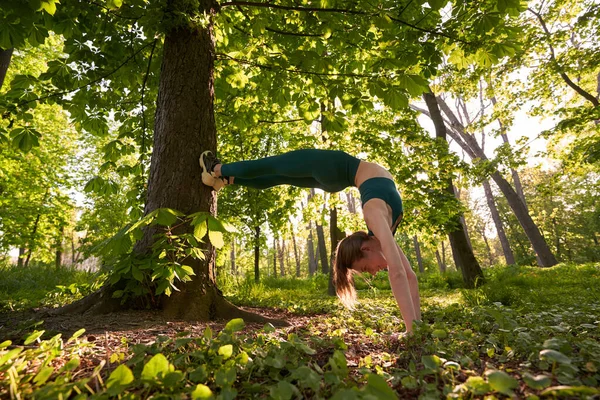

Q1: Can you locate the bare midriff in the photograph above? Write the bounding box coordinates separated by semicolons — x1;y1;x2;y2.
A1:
354;161;394;188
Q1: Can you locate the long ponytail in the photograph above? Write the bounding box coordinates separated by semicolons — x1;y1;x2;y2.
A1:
333;231;369;309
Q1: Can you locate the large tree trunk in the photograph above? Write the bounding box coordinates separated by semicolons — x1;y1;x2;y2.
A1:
328;205;345;296
316;221;328;274
346;191;357;214
424;91;484;288
254;226;260;282
55;226;64;269
57;2;283;325
413;235;425;273
483;179;515;265
0;47;13;90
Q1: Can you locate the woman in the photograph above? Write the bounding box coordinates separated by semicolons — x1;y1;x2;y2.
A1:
200;149;421;334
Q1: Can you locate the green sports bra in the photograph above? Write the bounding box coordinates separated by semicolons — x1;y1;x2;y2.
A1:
358;177;404;235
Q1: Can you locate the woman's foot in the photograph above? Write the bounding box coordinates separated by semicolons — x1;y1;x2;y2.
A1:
199;151;226;191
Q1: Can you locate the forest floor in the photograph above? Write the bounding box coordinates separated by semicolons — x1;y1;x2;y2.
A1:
1;263;599;399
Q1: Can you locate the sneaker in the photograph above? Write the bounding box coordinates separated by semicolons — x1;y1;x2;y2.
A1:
199;151;226;191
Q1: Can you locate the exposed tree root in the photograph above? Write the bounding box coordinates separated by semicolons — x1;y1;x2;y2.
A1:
44;284;289;327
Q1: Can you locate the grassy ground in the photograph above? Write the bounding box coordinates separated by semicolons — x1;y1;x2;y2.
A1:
1;262;599;399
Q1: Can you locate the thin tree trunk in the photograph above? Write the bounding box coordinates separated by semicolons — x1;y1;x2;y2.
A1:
346;191;357;214
413;235;425;273
483;179;515;265
254;226;260;282
273;236;278;277
454;185;473;250
435;248;446;273
307;222;317;276
24;213;43;268
424;91;484;288
316;221;328;274
441;240;446;267
55;226;64;269
0;47;13;90
290;222;301;277
433;96;558;267
278;239;285;277
478;223;494;266
17;247;25;267
230;238;236;275
491;96;528;210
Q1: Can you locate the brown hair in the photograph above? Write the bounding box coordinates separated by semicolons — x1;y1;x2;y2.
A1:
333;231;370;309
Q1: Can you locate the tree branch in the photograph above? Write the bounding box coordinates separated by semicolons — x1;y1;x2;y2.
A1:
217;53;382;79
527;8;599;107
257;118;304;124
220;1;367;14
265;26;323;37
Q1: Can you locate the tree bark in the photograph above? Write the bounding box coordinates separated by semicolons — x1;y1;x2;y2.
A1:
424;91;484;288
0;47;13;90
254;225;260;282
413;235;425;273
483;179;515;265
316;221;328;274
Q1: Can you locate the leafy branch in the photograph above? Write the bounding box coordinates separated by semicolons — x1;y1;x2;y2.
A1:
14;41;157;110
527;7;599;107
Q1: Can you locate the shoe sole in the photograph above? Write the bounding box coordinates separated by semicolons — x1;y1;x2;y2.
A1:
199;150;212;174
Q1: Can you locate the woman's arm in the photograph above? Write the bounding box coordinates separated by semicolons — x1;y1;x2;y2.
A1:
364;202;417;333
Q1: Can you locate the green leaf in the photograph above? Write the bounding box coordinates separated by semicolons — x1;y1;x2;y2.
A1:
191;384;214;399
270;381;296;400
69;328;86;341
34;366;54;385
428;0;447;10
523;372;551;390
39;0;58;15
107;0;123;9
154;208;180;226
486;370;518;395
431;329;447;339
422;355;443;370
11;127;41;152
0;347;23;366
163;371;184;388
0;340;11;349
24;330;45;345
208;230;224;249
194;221;208;241
383;88;408;110
464;376;490;395
106;364;134;395
540;349;571;364
400;375;418;389
541;386;600;397
224;318;245;333
63;356;80;371
218;344;233;359
363;373;398;399
215;366;236;386
141;353;170;381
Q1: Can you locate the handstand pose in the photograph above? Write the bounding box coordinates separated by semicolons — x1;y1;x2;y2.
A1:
200;149;421;334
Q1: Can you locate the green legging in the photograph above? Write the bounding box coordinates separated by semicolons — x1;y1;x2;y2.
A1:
221;149;361;193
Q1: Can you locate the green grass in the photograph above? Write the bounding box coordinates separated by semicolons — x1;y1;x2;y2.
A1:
0;262;100;312
1;262;599;399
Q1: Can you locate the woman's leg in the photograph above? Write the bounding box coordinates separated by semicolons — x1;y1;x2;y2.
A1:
215;149;358;192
